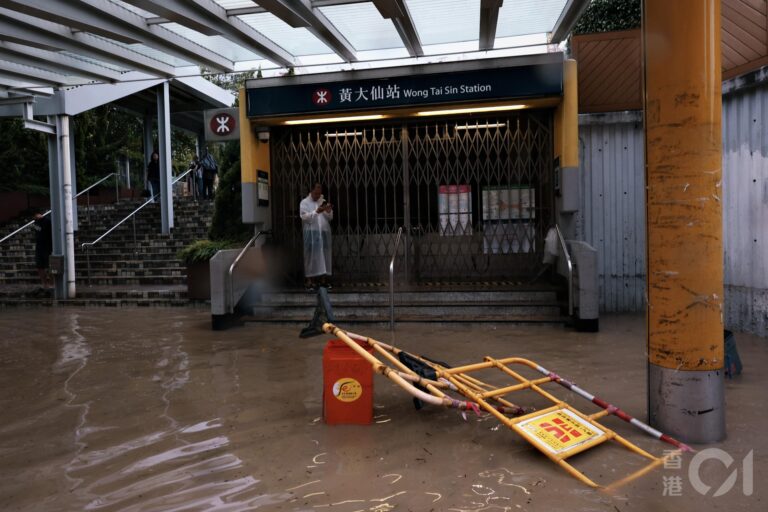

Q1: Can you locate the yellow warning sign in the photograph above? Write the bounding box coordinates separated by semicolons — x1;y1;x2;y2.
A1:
332;378;363;402
518;408;604;455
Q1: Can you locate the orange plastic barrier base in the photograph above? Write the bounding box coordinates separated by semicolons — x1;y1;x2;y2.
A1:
323;339;374;425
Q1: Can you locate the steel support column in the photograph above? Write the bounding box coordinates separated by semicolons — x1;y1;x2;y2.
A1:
69;117;78;233
644;0;725;443
46;115;76;299
143;114;154;190
47;116;65;299
157;82;173;234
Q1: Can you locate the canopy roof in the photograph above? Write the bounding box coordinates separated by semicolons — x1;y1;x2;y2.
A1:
0;0;589;98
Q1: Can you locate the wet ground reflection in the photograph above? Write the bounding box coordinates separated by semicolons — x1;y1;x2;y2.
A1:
0;309;765;511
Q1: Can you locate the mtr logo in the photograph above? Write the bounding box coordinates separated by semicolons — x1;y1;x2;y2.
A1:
537;416;583;444
313;88;332;106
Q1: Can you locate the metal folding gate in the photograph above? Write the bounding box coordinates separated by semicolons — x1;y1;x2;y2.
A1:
271;111;554;286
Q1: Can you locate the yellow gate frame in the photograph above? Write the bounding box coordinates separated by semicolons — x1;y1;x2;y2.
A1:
322;323;691;489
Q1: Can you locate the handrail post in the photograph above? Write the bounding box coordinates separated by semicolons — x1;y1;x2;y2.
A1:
389;227;403;331
2;171;121;246
555;225;574;317
115;173;119;203
85;246;91;287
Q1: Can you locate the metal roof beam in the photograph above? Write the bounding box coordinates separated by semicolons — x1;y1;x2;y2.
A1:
0;9;176;77
0;83;53;98
0;41;122;83
0;59;69;86
479;0;502;51
0;0;235;72
372;0;423;57
257;0;358;62
121;0;296;68
549;0;591;43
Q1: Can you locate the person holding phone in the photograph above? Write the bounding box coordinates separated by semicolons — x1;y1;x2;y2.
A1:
299;183;334;290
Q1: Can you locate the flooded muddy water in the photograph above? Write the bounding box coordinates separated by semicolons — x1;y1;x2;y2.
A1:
0;309;764;511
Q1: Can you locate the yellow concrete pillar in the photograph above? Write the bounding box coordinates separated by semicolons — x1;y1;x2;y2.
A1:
644;0;725;442
239;88;271;227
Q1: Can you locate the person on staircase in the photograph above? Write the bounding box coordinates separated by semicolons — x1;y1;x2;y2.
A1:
200;148;218;200
189;155;203;200
299;183;333;291
146;151;160;202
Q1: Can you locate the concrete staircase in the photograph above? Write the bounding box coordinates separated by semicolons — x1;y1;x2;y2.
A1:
247;285;568;324
0;197;213;307
2;200;568;324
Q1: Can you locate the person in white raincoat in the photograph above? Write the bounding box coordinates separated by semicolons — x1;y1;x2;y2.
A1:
299;183;333;289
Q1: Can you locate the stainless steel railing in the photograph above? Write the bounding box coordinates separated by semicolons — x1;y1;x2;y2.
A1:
555;224;574;317
389;226;404;331
0;171;121;245
80;168;193;284
228;230;271;314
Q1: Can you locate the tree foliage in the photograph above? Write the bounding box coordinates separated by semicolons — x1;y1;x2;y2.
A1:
0;103;197;196
207;139;251;243
573;0;641;35
0;118;48;194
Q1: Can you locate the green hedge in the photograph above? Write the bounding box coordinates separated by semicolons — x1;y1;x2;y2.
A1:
573;0;641;35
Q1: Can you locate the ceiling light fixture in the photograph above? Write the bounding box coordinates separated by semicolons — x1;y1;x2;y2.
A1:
417;104;527;116
325;131;364;137
285;114;386;125
455;122;508;130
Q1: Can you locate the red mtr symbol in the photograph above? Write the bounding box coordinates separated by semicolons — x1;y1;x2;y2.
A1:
210;112;236;135
539;417;582;443
313;88;332;106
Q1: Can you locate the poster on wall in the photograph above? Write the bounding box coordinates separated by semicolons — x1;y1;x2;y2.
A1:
438;184;472;235
257;170;269;207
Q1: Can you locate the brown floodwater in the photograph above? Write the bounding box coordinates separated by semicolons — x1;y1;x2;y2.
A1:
0;309;764;511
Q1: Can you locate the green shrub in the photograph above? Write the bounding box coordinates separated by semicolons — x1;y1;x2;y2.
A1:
177;239;235;264
208;140;252;243
573;0;640;35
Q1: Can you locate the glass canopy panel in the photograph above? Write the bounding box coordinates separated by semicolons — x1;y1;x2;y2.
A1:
319;3;404;51
405;0;480;45
126;43;194;67
111;0;155;18
162;23;262;62
237;12;332;56
59;52;128;73
495;33;550;50
213;0;257;9
496;0;568;38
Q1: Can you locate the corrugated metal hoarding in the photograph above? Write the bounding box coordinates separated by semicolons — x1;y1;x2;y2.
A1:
722;85;768;336
578;83;768;336
578;112;646;313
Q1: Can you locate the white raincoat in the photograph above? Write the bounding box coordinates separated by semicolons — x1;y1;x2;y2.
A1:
299;194;333;277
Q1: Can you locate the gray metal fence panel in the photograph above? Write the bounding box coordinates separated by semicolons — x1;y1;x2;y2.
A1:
722;85;768;336
579;113;646;313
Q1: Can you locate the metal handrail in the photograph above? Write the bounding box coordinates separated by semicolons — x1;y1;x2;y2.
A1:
228;230;271;314
555;224;574;317
0;171;120;245
81;168;193;284
389;226;404;331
